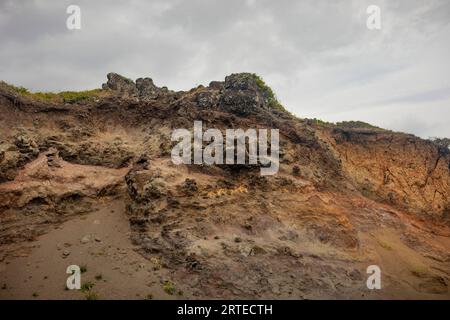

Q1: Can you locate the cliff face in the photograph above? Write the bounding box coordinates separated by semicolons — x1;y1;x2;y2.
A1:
327;127;450;221
0;73;449;299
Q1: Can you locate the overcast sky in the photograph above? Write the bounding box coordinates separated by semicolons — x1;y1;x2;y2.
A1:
1;0;449;138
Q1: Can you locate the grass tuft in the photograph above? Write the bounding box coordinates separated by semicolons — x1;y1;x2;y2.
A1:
80;281;94;293
162;280;176;295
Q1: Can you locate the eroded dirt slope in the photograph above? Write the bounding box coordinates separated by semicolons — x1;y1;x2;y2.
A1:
0;73;449;299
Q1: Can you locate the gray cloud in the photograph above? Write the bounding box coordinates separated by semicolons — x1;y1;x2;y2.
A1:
0;0;449;138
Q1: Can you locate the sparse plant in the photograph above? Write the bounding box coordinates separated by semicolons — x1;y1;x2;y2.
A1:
145;294;153;300
13;86;30;95
308;118;331;126
59;89;102;104
162;280;176;295
80;281;94;293
85;291;99;300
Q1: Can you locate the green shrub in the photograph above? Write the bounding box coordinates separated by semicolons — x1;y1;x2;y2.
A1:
234;73;286;112
12;86;30;95
309;118;331;126
251;74;286;111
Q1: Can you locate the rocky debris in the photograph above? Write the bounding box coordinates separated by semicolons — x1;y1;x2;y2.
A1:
126;170;168;203
0;147;21;182
15;135;39;157
0;149;129;249
180;178;198;196
0;135;41;182
45;148;61;168
143;178;167;199
136;77;159;100
196;91;219;108
133;155;150;170
411;270;448;294
45;139;134;169
306;222;359;249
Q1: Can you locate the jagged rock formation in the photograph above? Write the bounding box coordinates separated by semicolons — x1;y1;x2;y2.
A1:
0;74;449;299
101;72;169;101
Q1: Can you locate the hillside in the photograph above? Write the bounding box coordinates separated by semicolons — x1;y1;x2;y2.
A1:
0;73;449;299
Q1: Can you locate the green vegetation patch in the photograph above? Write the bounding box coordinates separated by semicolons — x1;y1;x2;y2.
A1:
251;74;286;112
58;89;102;103
80;281;94;293
4;82;102;104
235;73;287;112
162;280;176;295
309;118;332;126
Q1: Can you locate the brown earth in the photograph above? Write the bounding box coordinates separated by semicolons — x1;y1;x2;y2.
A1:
0;73;449;299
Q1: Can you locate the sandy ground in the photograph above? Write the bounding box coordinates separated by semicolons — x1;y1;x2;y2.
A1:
0;200;174;300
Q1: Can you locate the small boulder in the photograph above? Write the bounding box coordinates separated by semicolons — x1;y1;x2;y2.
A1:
136;77;159;100
80;235;91;244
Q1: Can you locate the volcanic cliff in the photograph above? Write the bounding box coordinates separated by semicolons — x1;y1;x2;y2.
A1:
0;73;449;299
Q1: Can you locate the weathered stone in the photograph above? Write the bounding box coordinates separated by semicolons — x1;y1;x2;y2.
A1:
218;73;265;116
136;77;159;100
102;72;137;95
